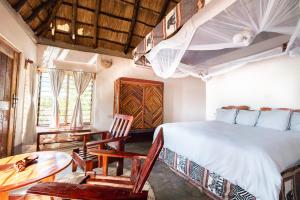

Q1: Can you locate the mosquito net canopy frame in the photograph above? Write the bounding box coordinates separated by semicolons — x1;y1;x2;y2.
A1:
142;0;300;80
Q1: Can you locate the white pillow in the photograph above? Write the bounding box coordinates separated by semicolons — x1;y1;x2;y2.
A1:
216;109;238;124
256;110;291;131
236;110;260;126
290;112;300;131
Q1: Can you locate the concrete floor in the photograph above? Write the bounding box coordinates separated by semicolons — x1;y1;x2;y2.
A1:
124;141;211;200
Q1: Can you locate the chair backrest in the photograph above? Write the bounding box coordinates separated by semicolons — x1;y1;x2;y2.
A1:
109;114;134;138
132;128;164;193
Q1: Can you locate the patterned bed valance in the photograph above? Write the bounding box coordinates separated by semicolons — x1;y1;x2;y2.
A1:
132;0;205;66
160;147;300;200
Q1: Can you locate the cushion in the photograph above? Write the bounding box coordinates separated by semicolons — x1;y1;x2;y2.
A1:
216;109;238;124
236;110;260;126
256;110;291;131
290;112;300;131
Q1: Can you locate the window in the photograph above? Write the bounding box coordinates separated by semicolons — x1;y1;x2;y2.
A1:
37;72;93;126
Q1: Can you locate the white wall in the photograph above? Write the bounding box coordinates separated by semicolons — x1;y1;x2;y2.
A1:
206;55;300;119
0;1;36;60
36;45;206;131
92;55;206;130
164;78;206;122
0;1;37;153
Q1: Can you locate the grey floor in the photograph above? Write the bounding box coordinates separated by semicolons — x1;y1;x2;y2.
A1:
124;141;210;200
17;141;211;200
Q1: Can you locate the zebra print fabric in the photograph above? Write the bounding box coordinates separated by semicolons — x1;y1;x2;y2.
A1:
159;147;256;200
189;161;205;184
165;148;175;167
207;172;225;197
176;155;188;174
229;185;256;200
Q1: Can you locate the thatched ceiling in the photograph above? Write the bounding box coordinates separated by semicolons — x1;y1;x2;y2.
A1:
7;0;181;57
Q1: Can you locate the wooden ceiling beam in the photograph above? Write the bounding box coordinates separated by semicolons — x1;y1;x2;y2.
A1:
124;0;140;54
24;2;44;25
53;30;135;48
55;16;144;39
13;0;27;12
71;0;77;43
137;20;155;28
93;0;101;48
38;37;133;59
119;0;160;15
25;0;55;23
62;2;125;21
157;0;171;24
35;0;63;36
62;2;155;28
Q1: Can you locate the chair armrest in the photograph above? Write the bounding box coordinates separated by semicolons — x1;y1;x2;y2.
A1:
71;131;110;137
88;149;147;159
86;136;130;147
37;131;65;136
37;128;92;136
27;182;148;200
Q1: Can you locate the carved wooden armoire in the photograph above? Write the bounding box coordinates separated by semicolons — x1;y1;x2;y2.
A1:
114;77;164;133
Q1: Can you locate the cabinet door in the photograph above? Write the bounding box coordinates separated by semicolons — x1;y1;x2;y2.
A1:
119;83;144;129
144;84;163;129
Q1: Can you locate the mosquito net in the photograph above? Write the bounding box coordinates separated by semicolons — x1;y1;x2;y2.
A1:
287;19;300;56
145;0;300;80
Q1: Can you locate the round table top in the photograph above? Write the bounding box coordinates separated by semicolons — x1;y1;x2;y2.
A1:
0;151;72;192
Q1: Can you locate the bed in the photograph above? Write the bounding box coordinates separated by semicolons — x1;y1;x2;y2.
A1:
154;107;300;200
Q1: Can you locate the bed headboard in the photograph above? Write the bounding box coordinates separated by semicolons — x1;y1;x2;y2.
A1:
222;106;249;110
220;106;299;111
260;107;300;112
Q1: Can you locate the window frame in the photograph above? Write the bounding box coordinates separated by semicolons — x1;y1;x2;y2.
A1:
36;71;94;127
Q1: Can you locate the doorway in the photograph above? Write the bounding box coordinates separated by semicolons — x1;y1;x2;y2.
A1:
0;38;19;158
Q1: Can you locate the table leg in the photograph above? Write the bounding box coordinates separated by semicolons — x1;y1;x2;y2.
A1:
41;175;55;182
103;155;108;176
0;191;9;200
97;144;104;169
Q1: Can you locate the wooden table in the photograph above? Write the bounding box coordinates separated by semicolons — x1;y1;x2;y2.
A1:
36;127;91;151
0;151;72;200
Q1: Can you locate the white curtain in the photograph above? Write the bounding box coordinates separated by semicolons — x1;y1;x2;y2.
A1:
49;69;65;128
145;0;300;79
70;72;92;128
22;63;37;145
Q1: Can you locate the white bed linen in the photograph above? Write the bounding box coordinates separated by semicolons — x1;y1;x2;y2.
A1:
154;121;300;200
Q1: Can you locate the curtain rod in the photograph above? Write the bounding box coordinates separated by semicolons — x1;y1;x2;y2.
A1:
25;59;33;64
37;67;95;74
37;67;97;79
24;59;34;69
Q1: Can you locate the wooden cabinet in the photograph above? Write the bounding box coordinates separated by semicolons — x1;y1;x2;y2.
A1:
114;77;164;133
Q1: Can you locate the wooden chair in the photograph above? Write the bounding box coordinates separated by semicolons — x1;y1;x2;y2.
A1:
26;128;164;200
72;114;133;175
